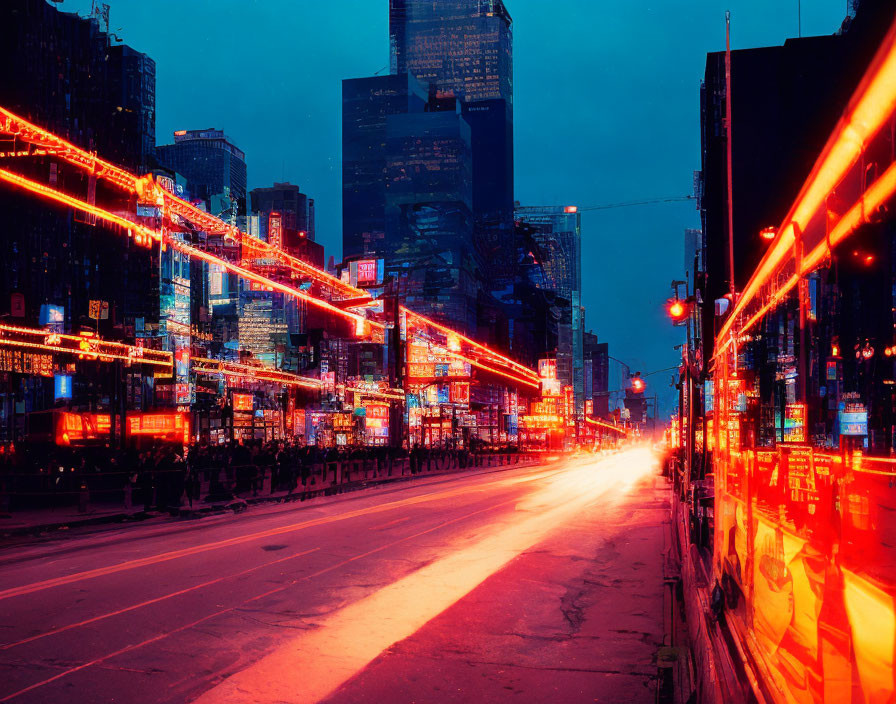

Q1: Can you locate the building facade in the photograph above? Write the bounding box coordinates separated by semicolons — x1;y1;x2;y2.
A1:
515;206;584;423
389;0;515;284
156;128;247;219
385;106;480;333
342;73;428;260
389;0;513;108
250;182;316;243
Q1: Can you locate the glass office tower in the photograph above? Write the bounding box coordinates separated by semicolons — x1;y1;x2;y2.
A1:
515;206;584;423
389;0;513;109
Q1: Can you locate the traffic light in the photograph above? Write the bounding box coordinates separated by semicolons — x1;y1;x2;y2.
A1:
631;373;646;394
666;298;691;325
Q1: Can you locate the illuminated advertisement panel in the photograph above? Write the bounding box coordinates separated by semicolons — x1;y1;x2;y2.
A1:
127;413;190;445
538;359;557;380
232;393;254;412
268;212;282;250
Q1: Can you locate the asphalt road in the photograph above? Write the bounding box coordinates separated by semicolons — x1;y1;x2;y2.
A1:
0;448;669;704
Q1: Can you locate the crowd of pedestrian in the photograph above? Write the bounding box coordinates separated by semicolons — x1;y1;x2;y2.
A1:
0;439;525;514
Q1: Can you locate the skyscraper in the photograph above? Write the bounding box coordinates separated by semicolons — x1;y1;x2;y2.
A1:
156;129;247;218
515;206;584;422
389;0;515;283
389;0;513;108
0;0;158;331
342;73;428;260
385;105;480;333
250;182;316;243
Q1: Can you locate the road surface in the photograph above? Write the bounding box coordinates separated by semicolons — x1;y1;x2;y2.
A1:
0;448;669;704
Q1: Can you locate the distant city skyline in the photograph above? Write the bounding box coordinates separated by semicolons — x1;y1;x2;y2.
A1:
57;0;850;411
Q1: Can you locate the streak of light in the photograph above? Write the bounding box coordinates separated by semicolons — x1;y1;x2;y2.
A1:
0;549;320;652
0;497;526;702
0;467;564;603
403;307;540;381
192;448;659;704
0;106;365;299
0;169;381;330
716;21;896;348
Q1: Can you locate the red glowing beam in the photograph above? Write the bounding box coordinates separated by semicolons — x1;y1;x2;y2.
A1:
402;307;539;381
716;19;896;349
450;352;541;389
0;169;159;247
0;169;383;330
192;357;321;389
0;106;366;300
718;161;896;351
585;416;628;436
0;323;173;368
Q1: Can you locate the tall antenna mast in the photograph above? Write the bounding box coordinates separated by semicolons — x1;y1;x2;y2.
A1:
725;12;735;298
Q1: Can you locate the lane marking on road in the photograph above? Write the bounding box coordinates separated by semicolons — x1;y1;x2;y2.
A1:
0;548;320;651
0;466;560;603
370;516;412;531
192;450;659;704
0;496;525;703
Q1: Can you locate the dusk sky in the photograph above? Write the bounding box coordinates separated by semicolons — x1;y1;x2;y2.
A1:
61;0;850;410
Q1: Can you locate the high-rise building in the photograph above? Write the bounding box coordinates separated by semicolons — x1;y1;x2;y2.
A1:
156;129;247;218
250;182;316;243
515;205;584;421
462;99;515;282
0;0;158;331
342;73;428;260
389;0;513;108
389;0;514;284
583;334;610;420
385;105;480;333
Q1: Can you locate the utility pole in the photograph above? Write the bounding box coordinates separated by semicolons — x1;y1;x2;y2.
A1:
725;11;736;300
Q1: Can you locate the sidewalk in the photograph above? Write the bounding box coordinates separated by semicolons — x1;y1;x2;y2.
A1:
0;453;540;538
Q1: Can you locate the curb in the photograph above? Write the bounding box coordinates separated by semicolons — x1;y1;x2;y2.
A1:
1;459;540;539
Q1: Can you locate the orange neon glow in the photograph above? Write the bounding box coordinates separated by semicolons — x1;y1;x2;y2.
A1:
403;307;539;381
192;357;322;389
0;105;546;389
0;323;172;368
0;169;158;247
0;169;381;331
450;352;540;389
759;226;777;241
717;22;896;349
0;106;367;300
584;416;627;436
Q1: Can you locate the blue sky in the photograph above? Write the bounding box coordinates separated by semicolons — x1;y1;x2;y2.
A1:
61;0;850;411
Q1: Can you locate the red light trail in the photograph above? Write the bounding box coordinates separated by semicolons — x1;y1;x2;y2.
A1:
0;104;542;391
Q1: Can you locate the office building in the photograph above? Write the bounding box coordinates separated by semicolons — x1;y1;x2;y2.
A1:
515;205;584;421
250;182;316;243
389;0;513;108
157;128;247;219
342;73;428;260
385;105;480;333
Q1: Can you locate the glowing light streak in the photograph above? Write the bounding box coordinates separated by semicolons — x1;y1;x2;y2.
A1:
0;170;382;330
192;358;322;389
0;106;367;299
450;352;540;389
0;323;172;368
402;307;539;381
0;169;158;247
719;162;896;351
585;416;628;436
717;23;896;348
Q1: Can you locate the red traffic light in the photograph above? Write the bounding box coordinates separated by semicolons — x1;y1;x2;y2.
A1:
666;298;691;324
631;375;646;393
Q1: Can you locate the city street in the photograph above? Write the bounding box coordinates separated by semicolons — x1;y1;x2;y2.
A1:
0;449;669;704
